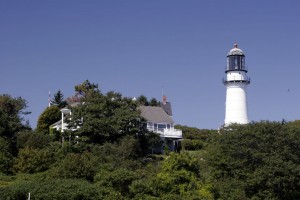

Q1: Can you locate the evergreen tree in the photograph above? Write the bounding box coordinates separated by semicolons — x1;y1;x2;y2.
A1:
149;98;159;106
74;80;100;99
136;95;149;106
53;90;67;108
0;94;31;138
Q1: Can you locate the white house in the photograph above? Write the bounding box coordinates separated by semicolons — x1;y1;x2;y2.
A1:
51;102;81;132
51;108;71;132
139;95;182;152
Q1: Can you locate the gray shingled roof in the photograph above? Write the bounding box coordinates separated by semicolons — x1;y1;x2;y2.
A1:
160;102;172;116
139;106;174;124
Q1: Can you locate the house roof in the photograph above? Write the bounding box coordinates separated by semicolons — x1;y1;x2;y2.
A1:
139;106;174;124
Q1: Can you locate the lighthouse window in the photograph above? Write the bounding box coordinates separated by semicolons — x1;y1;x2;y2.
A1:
242;57;245;69
228;56;245;71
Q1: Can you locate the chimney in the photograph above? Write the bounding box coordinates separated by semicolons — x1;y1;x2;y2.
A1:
162;95;167;105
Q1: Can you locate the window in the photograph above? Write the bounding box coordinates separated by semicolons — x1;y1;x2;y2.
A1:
158;124;166;129
227;55;245;71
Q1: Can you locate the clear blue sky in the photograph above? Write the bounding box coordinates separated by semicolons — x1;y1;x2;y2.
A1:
1;1;300;129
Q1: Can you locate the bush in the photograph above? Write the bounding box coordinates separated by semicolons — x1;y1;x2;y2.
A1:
53;151;98;181
95;168;138;195
16;131;53;150
13;147;56;174
0;177;125;200
181;139;204;150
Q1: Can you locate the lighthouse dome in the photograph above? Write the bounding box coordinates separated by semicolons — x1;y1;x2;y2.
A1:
227;44;244;56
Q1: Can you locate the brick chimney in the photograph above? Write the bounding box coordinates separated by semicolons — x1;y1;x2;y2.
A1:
162;95;167;105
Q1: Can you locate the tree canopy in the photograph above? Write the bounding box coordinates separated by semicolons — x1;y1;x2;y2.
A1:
136;95;159;106
207;121;300;199
36;106;61;133
52;90;67;108
0;94;30;138
66;80;156;150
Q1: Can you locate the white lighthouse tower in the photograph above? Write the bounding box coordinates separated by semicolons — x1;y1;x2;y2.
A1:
224;44;250;125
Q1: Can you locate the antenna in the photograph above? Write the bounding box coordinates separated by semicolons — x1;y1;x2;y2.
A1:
48;91;51;107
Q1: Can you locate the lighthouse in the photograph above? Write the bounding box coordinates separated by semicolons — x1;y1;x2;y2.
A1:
224;44;250;125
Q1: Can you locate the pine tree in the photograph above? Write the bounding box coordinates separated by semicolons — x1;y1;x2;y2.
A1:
53;90;67;108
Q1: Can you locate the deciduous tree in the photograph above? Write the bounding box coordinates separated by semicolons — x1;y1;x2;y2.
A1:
14;147;56;174
69;81;142;144
36;106;61;133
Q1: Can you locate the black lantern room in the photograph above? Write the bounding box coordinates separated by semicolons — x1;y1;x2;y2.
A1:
226;44;247;72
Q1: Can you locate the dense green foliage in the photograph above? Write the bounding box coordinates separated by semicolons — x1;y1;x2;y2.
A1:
66;81;161;156
0;94;31;175
207;121;300;199
14;147;56;174
16;131;53;150
176;125;218;150
68;81;142;144
0;176;124;200
0;94;30;139
36;106;61;133
0;138;13;174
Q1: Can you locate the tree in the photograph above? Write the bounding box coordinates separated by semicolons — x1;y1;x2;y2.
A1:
13;147;56;174
130;152;213;199
175;125;218;141
52;90;67;108
175;125;217;151
69;82;141;144
136;95;149;106
0;94;31;138
16;131;52;150
95;167;138;195
75;79;100;99
66;80;100;104
53;151;98;181
207;121;300;199
136;130;161;155
136;96;160;106
0;137;13;174
154;152;212;199
149;98;159;106
36;106;61;133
